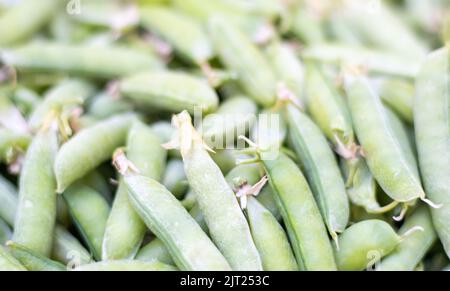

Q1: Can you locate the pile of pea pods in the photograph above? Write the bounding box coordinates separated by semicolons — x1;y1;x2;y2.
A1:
0;0;449;272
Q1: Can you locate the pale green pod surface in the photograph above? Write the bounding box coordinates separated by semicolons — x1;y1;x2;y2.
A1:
52;225;92;266
124;174;231;271
162;159;188;199
74;260;177;271
181;189;197;211
13;128;58;257
0;245;26;271
377;78;415;124
377;206;437;271
0;174;18;226
246;197;298;271
0;128;30;164
120;71;219;114
0;0;60;46
415;47;450;258
151;121;181;159
263;153;337;271
54;113;135;193
346;75;424;202
290;7;326;45
136;239;174;266
210;149;238;175
202;97;257;149
335;220;400;271
7;242;66;271
88;93;134;120
1;42;163;79
208;17;277;107
287;106;350;237
28;79;96;131
0;218;11;245
81;170;113;205
63;185;110;261
140;7;213;64
12;86;41;117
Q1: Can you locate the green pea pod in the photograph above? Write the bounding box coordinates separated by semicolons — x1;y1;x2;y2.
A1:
63;185;110;261
0;245;26;271
0;128;30;164
11;86;41;117
88;93;133;120
0;218;11;245
103;121;167;260
262;153;337;271
334;220;400;271
211;149;238;175
140;7;213;64
208;16;277;107
54;113;135;193
120;71;219;114
1;42;164;79
13;128;58;257
73;260;177;271
346;74;425;203
376;78;415;124
289;6;326;45
122;172;231;271
415;47;450;258
81;170;113;205
377;206;437;271
162;159;188;199
0;174;18;226
52;226;92;267
286;106;350;240
246;197;298;271
169;111;262;271
7;241;66;271
136;239;175;266
0;0;61;46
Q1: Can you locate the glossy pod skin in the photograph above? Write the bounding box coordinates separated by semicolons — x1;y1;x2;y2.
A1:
169;111;262;271
335;220;400;271
286;105;350;239
102;121;167;260
73;260;177;271
13;127;58;257
54;113;135;193
346;74;425;203
0;245;26;271
377;206;437;271
262;153;337;271
1;42;163;79
208;17;277;107
7;241;66;271
119;71;219;114
414;47;450;258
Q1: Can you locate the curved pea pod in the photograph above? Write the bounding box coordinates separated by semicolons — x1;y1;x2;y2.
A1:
54;113;135;193
11;86;41;117
7;241;66;271
162;159;188;199
266;41;305;103
1;42;164;79
286;106;350;240
81;170;113;205
201;97;257;149
211;149;238;175
103;121;167;260
0;94;29;135
0;245;26;271
345;74;425;203
52;226;92;266
246;197;298;271
74;260;177;271
334;220;400;271
136;239;174;266
120;71;219;114
302;44;421;78
121;171;231;271
375;78;415;124
28;79;96;132
88;93;133;120
140;7;213;64
289;6;326;45
0;218;11;245
262;153;337;271
208;17;277;107
0;174;18;226
13;127;58;257
414;47;450;258
63;185;110;261
0;0;61;46
377;206;437;271
166;111;262;271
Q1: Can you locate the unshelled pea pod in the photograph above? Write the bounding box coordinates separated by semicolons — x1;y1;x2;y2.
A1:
1;42;164;79
162;159;188;199
7;241;66;271
415;47;450;258
289;6;326;45
73;260;177;271
88;93;133;120
0;245;26;271
54;114;136;193
375;78;415;124
0;218;11;245
51;226;92;266
120;71;219;114
0;174;19;226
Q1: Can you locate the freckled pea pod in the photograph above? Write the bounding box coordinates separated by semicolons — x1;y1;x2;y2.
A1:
414;47;450;258
0;0;61;46
377;206;437;271
54;113;136;193
6;241;66;271
119;71;219;115
63;184;110;261
166;111;262;271
13;127;58;257
208;16;277;107
1;42;164;79
0;245;26;271
102;120;167;260
73;260;177;271
285;105;350;242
